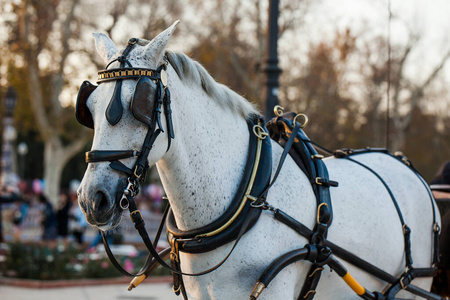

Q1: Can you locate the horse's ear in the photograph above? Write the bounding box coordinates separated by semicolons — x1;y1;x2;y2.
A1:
93;33;118;65
142;20;180;65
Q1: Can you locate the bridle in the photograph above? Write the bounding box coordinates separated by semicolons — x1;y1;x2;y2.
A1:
76;38;174;210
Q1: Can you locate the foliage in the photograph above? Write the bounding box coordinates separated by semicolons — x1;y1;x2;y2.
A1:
1;243;169;280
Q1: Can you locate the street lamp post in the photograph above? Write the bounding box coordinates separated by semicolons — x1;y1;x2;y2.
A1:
264;0;282;120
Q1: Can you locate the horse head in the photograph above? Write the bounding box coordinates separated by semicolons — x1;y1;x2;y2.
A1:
77;21;179;230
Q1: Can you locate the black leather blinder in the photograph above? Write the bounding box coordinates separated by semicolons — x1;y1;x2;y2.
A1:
130;77;161;129
106;79;124;126
76;80;97;129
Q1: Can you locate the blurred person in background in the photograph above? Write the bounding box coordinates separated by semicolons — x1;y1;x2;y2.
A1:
12;197;29;242
69;195;87;246
38;194;57;246
56;191;71;248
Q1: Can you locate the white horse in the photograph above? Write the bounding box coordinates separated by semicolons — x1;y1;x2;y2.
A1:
77;21;440;300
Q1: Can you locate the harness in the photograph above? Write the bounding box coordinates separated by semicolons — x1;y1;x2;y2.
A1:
251;110;441;300
77;38;443;300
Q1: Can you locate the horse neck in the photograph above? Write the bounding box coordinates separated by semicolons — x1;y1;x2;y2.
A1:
156;76;250;230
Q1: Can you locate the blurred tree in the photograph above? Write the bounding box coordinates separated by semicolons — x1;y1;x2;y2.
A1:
187;0;314;109
356;30;450;180
283;29;360;150
358;30;450;152
4;0;89;205
1;0;183;204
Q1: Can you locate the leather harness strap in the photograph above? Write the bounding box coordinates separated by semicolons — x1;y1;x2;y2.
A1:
254;111;441;300
266;112;338;300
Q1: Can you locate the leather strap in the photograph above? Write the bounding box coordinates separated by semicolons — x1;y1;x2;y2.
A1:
86;150;139;163
343;156;413;269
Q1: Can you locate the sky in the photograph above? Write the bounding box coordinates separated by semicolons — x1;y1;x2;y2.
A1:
303;0;450;82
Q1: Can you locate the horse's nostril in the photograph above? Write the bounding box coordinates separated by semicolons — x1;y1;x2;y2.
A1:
94;191;109;213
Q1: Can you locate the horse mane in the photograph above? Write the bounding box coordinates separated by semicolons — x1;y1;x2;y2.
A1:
164;51;258;117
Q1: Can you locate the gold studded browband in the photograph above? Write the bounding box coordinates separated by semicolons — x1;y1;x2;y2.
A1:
97;68;158;84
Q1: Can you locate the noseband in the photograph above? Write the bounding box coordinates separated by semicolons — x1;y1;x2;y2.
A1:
77;38;174;209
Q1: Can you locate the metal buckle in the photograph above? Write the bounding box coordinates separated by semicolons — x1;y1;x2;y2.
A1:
400;276;407;290
253;125;268;140
316;203;328;224
130;210;142;219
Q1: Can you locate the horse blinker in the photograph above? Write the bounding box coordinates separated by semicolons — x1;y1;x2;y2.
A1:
75;80;97;129
131;76;160;128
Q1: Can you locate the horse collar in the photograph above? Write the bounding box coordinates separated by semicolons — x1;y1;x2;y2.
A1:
166;114;273;253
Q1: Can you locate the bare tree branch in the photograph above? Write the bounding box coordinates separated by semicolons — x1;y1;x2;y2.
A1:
51;0;80;117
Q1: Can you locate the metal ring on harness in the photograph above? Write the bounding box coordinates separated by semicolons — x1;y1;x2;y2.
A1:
172;284;181;293
274;105;284;117
120;194;130;210
293;113;309;128
253;125;269;140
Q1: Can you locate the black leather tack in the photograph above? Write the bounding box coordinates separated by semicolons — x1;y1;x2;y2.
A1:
106;80;124;126
75;81;97;129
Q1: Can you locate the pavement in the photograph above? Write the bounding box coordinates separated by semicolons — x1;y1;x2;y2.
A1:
0;277;180;300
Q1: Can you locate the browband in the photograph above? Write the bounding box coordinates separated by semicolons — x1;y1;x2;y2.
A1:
97;68;160;83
